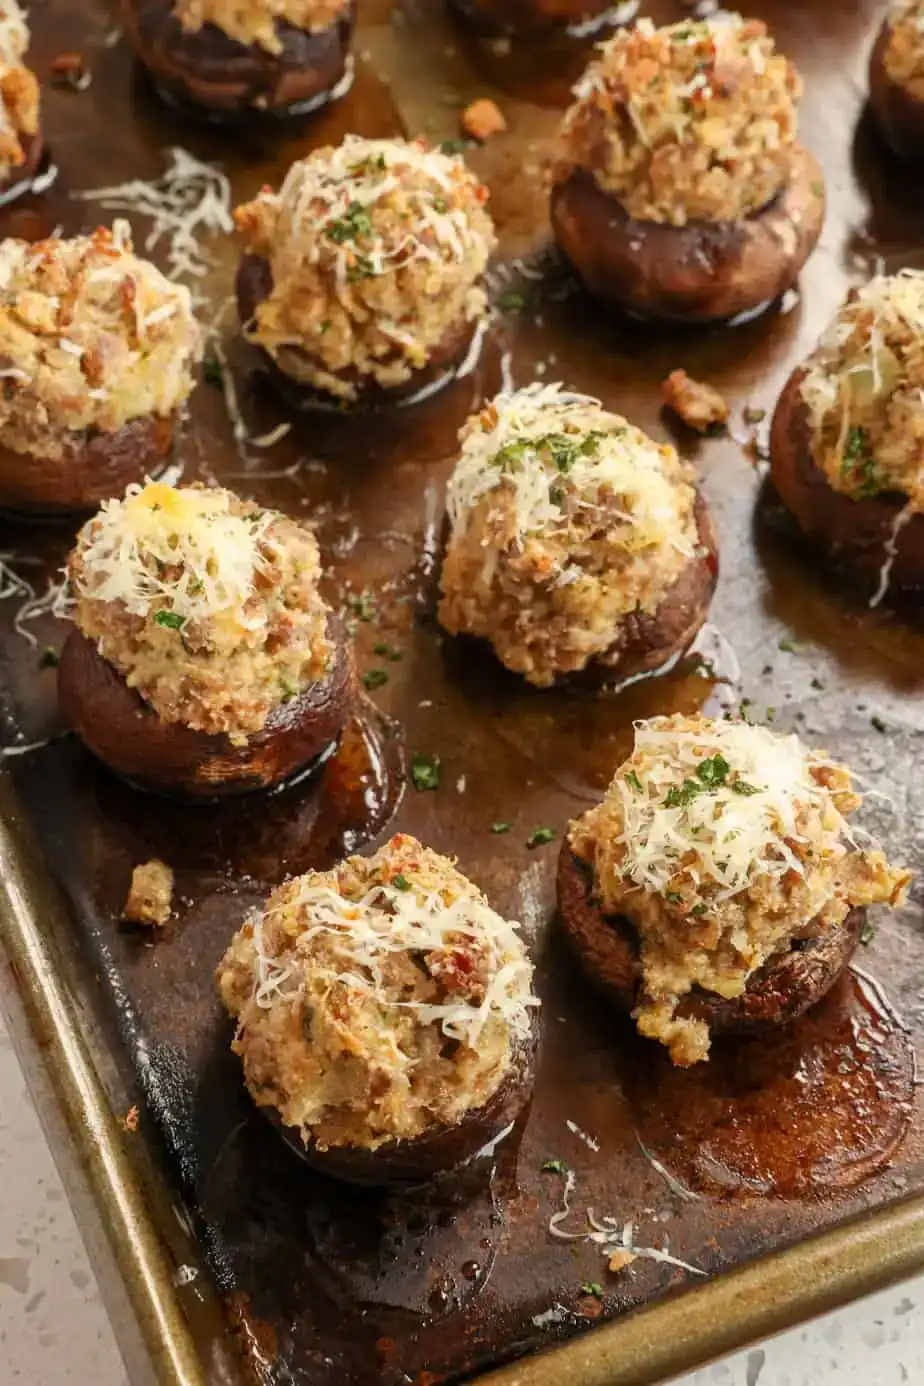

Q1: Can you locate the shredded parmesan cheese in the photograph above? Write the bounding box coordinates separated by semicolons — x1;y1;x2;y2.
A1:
548;1169;705;1277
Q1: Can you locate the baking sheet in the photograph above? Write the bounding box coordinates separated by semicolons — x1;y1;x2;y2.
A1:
1;1;924;1383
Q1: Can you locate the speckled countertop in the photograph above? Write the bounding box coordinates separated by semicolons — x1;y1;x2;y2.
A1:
1;1000;921;1386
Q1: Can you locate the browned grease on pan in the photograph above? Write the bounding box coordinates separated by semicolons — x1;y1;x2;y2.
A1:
0;1;922;1384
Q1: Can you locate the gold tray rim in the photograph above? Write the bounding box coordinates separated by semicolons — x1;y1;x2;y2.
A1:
1;763;922;1386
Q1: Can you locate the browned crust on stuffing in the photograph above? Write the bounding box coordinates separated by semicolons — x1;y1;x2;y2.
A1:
236;252;478;410
0;412;175;517
266;1026;536;1185
120;0;354;117
869;21;924;161
58;617;354;798
550;144;825;324
769;368;924;592
556;845;863;1035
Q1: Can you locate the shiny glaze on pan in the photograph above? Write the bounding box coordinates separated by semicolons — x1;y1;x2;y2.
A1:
0;2;922;1384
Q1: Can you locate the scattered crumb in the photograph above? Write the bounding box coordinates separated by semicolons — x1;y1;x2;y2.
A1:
608;1250;638;1273
123;859;174;927
662;369;729;433
122;1105;139;1133
50;52;91;90
461;98;507;142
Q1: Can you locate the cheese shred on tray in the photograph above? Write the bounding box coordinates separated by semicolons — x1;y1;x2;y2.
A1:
0;225;199;457
69;482;333;741
216;833;538;1151
439;383;700;685
799;271;924;511
569;715;911;1065
234;135;495;400
559;13;802;226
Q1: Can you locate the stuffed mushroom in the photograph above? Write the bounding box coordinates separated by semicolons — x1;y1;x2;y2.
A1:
438;383;718;686
0;226;199;516
216;833;539;1183
121;0;355;121
559;715;910;1066
770;271;924;599
869;2;924;161
58;481;353;797
550;14;825;324
234;135;496;409
0;1;42;206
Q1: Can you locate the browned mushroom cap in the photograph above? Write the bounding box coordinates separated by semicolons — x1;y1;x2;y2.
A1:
450;0;614;36
868;19;924;162
265;1028;536;1185
556;845;864;1036
550;145;825;324
769;367;924;594
235;252;479;411
0;412;176;518
120;0;355;119
58;617;354;799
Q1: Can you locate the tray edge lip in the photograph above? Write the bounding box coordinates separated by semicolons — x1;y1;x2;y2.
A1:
0;763;922;1386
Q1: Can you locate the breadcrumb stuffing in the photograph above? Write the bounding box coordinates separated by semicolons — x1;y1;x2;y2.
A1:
70;483;333;739
799;271;924;509
559;13;802;226
569;715;911;1065
123;859;174;926
174;0;349;53
234;136;495;401
0;1;39;181
0;226;199;460
884;2;924;90
461;98;507;142
662;369;729;432
216;834;537;1150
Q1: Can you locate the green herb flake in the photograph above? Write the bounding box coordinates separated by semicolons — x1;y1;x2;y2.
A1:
811;180;825;198
778;639;799;653
731;780;760;796
349;590;376;622
665;890;683;904
373;641;402;661
391;873;411;892
39;646;59;669
860;918;877;945
154;610;185;631
411;752;441;791
695;753;730;788
541;1158;568;1174
527;826;556;848
841;425;880;498
363;669;389;691
326;200;373;245
765;707;776;722
433;196;449;213
625;770;643;793
497;289;526;313
580;1282;604;1299
202;356;222;386
491;821;512;834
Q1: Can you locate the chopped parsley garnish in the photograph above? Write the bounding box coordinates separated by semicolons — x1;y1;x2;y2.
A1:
493;429;604;480
279;677;298;702
541;1158;568;1174
625;770;643;793
860;918;877;945
811;181;825;198
154;610;185;631
665;890;683;904
327;201;373;244
202;356;222;386
778;639;798;653
391;873;411;892
841;425;879;498
663;754;761;808
691;902;708;916
527;826;556;848
363;669;389;691
491;821;512;834
373;641;402;661
346;254;375;282
731;780;760;796
39;646;59;669
433;195;448;214
497;289;526;313
411;752;441;791
580;1282;604;1299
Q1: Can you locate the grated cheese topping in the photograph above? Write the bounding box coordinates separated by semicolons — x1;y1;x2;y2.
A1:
560;12;802;225
72;481;274;622
885;3;924;84
216;835;538;1149
799;271;924;515
75;147;234;282
446;382;696;552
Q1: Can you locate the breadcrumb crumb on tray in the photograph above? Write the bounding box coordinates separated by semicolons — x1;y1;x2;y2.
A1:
662;370;730;433
123;859;175;927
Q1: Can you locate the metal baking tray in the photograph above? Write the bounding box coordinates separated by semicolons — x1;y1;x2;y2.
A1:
1;0;923;1383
